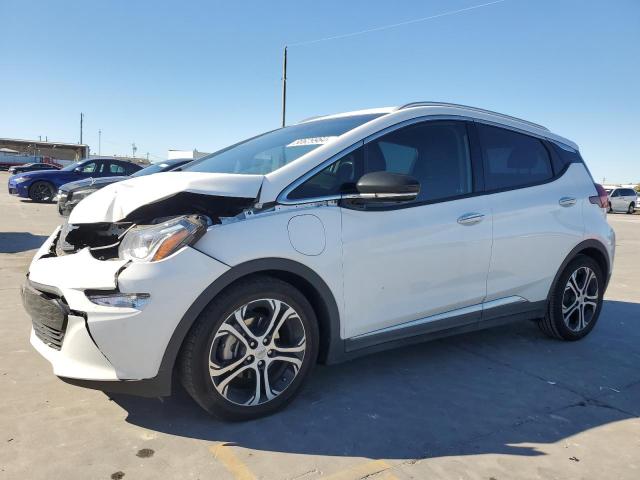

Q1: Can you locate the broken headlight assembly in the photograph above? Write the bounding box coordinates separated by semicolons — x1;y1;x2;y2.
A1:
118;215;209;262
60;187;100;215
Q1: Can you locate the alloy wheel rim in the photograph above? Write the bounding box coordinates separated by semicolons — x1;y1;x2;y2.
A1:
34;184;51;201
562;266;599;332
208;298;306;406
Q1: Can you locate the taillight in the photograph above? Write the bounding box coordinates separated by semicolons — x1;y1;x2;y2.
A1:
589;183;608;209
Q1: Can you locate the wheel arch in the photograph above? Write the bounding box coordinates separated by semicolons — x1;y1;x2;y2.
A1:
158;257;344;394
547;239;611;302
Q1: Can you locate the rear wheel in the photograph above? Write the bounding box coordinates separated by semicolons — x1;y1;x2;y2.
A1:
179;276;319;420
538;255;604;341
29;181;55;202
628;202;635;214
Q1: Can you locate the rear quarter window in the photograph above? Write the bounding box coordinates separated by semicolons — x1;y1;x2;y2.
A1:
550;142;582;173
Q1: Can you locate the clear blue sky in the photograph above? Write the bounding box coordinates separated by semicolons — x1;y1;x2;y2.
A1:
2;0;638;183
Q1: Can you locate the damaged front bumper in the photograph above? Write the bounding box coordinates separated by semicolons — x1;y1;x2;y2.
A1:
24;226;229;396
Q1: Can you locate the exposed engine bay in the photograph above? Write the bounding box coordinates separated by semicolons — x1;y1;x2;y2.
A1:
54;192;256;260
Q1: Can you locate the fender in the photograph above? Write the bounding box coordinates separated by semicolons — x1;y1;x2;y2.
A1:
546;239;611;303
153;257;344;394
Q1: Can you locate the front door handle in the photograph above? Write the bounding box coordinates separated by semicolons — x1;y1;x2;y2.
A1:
457;212;485;226
559;197;577;207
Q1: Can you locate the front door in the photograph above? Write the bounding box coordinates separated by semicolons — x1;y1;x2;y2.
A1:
340;120;492;338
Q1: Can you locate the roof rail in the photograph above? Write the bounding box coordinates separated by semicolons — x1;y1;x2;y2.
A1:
396;101;549;132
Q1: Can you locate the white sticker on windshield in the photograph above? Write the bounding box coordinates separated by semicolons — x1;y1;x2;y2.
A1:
287;136;337;147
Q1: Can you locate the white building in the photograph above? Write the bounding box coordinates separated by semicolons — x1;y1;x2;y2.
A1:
167;149;210;161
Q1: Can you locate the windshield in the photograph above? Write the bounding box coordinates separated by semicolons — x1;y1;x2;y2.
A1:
132;162;171;177
183;114;382;175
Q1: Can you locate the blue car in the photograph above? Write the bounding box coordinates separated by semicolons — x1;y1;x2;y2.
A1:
7;158;142;202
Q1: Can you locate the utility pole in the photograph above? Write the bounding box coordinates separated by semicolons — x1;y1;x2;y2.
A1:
281;46;287;128
98;129;102;156
80;113;84;144
146;152;149;162
131;142;137;160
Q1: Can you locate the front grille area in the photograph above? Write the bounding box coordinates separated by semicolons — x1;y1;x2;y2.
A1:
22;282;69;350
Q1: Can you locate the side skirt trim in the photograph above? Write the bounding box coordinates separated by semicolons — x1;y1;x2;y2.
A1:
345;297;545;355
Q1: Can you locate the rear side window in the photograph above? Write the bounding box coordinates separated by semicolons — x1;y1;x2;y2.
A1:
477;124;553;191
109;162;126;174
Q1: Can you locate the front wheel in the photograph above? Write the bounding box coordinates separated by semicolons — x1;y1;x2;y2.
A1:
29;181;55;202
607;202;613;213
538;255;604;341
628;202;635;214
179;276;319;420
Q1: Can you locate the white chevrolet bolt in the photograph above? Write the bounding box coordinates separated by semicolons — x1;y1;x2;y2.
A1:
23;102;615;420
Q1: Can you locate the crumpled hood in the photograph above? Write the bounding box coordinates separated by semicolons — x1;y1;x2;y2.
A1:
68;171;264;224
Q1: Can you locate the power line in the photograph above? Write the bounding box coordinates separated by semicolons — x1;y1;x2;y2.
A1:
281;0;512;125
288;0;510;47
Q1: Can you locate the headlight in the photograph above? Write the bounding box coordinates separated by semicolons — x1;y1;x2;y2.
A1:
68;187;99;203
15;177;30;183
86;292;150;309
118;215;209;262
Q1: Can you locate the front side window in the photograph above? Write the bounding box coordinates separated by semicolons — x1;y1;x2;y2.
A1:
288;120;473;204
477;124;553;191
365;121;472;202
288;147;364;199
183;114;382;176
78;162;97;173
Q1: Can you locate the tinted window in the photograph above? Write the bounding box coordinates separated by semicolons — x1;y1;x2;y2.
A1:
289;121;472;203
551;142;581;173
365;121;472;202
478;124;553;190
288;147;364;200
109;162;126;174
78;162;97;173
622;189;636;196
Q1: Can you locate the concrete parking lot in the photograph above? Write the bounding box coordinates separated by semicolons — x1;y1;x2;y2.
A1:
1;171;638;480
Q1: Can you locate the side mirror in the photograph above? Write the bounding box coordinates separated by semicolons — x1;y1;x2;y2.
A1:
73;167;83;173
349;171;420;203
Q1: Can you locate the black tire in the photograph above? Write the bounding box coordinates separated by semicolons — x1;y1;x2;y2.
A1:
607;202;613;213
538;255;604;341
627;202;635;214
29;181;55;202
179;275;319;420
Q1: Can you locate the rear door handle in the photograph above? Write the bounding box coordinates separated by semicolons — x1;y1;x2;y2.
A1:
457;212;485;225
559;197;577;207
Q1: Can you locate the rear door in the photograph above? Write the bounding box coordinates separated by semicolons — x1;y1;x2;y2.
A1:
622;189;636;209
476;122;584;309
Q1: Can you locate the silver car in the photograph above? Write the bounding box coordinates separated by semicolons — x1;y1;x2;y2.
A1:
606;187;637;214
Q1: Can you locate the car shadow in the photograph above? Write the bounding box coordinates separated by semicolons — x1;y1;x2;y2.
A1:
0;232;48;253
110;299;640;460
